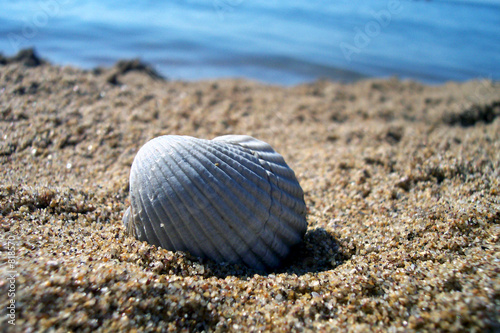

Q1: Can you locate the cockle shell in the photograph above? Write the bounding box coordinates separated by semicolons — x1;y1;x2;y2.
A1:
123;135;307;270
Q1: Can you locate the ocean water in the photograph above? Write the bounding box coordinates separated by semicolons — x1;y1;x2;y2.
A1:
0;0;499;85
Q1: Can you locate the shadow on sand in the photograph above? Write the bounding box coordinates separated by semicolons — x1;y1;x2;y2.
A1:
202;228;350;278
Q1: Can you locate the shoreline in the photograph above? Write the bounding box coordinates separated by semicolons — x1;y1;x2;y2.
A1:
1;49;499;331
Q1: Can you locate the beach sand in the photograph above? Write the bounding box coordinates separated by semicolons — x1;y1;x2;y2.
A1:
1;50;499;332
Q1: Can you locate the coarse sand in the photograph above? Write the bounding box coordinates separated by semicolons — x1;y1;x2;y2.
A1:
0;49;499;332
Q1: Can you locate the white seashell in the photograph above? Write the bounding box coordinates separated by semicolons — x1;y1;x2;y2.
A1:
123;135;307;270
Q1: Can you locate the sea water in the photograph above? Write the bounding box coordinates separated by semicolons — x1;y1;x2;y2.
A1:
0;0;499;85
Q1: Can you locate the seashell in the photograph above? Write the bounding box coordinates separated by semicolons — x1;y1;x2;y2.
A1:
123;135;307;270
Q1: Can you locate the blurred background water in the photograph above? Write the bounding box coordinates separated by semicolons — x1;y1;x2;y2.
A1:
1;0;499;85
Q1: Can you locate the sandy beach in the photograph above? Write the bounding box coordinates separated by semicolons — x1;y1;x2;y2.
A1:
1;50;499;332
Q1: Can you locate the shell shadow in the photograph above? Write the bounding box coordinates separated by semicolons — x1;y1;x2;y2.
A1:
276;227;348;275
203;228;349;278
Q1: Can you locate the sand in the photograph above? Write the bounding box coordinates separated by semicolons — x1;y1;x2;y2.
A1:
0;49;499;332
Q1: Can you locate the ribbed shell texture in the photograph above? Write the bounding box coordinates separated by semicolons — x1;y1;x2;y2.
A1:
123;135;307;270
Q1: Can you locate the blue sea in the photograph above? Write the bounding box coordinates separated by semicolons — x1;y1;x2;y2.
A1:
1;0;499;85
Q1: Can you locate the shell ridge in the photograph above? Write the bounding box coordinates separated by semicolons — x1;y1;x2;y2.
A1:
129;167;146;240
270;171;305;198
279;206;308;236
214;137;297;183
179;139;273;268
178;143;267;269
209;141;273;182
212;135;274;153
268;168;286;255
191;142;284;267
140;151;184;250
140;143;185;251
255;150;306;228
197;141;273;222
126;135;308;269
259;166;282;267
199;142;282;267
133;154;163;244
134;154;163;247
273;189;307;239
267;171;307;233
166;138;248;259
214;137;306;266
215;142;303;215
269;183;307;221
262;161;297;181
224;137;303;200
257;155;306;247
159;138;228;261
252;154;301;187
167;138;245;263
190;141;281;243
129;161;141;230
199;136;307;259
192;141;271;222
149;141;203;254
182;139;272;268
264;210;303;244
220;136;301;186
206;141;295;252
233;144;284;267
